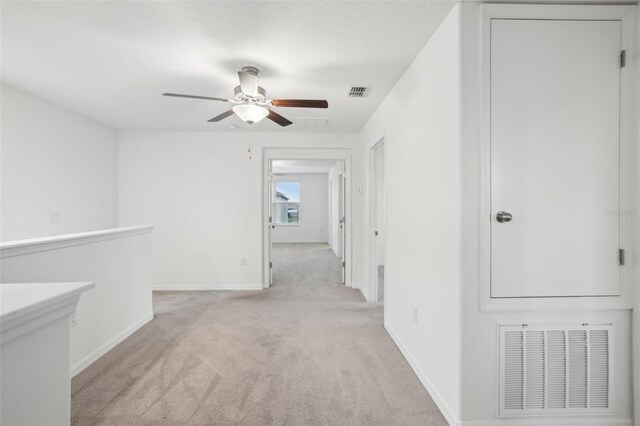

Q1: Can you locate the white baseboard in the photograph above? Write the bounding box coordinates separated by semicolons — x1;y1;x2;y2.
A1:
357;285;371;302
350;281;373;302
71;312;154;377
385;323;633;426
384;322;461;426
272;241;330;244
460;418;633;426
153;284;264;291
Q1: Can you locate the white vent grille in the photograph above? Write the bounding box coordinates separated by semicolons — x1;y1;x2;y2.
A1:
589;330;610;408
499;324;611;416
348;86;370;97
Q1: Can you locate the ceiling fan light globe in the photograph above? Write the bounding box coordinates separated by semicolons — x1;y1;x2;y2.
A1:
232;104;268;124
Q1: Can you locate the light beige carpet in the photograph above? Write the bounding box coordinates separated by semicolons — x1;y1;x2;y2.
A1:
71;243;447;425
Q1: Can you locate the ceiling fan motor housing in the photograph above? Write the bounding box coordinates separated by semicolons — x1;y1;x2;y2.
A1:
241;66;260;76
234;85;267;103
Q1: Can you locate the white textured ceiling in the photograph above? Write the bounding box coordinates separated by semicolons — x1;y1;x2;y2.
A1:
273;159;338;174
1;1;455;133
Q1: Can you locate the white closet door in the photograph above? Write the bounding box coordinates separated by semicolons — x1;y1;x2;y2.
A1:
490;19;622;298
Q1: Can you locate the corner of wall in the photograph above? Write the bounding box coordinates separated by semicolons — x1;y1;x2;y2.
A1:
633;4;640;423
1;85;120;240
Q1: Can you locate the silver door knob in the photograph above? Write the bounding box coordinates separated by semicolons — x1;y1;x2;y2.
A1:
496;211;513;223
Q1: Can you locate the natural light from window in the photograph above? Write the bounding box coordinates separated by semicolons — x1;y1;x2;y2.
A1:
274;182;300;225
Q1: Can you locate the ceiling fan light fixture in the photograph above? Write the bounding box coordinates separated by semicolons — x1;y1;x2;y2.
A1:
232;103;268;125
164;67;327;127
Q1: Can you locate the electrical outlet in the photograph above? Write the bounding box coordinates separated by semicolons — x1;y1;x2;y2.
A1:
240;257;247;266
412;306;418;323
70;313;77;327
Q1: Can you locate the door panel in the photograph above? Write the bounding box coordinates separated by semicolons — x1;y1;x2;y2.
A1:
490;19;621;298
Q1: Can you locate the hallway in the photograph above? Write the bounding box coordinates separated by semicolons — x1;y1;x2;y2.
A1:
71;244;446;425
271;242;342;288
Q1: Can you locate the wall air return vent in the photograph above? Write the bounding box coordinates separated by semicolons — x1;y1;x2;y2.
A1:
347;86;371;98
499;323;611;417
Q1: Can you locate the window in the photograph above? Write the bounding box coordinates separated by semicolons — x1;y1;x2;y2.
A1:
274;182;300;225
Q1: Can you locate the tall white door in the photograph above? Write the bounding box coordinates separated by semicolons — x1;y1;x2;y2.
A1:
490;19;622;298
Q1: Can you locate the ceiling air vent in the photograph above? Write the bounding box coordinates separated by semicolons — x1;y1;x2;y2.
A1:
348;86;371;98
499;323;611;417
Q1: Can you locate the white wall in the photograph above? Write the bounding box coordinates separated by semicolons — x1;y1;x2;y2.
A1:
355;5;463;423
329;161;344;257
0;227;153;376
272;173;328;243
118;131;355;290
354;5;637;424
457;3;635;425
0;84;119;241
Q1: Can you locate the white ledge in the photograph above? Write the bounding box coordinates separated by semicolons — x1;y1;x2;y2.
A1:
481;295;633;312
1;282;95;344
0;226;153;259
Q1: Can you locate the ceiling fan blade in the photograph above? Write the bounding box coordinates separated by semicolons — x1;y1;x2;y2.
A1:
238;71;258;97
271;99;328;109
207;109;235;122
267;109;293;127
163;93;229;102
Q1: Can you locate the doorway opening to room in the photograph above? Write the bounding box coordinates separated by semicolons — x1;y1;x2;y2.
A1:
369;140;385;303
262;150;351;290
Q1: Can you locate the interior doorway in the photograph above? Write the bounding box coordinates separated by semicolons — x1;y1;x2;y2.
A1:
263;150;351;289
369;140;385;302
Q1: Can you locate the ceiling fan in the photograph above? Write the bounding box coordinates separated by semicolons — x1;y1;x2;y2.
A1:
163;67;328;127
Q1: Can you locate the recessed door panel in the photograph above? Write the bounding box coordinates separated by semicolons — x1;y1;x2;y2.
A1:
490;19;621;298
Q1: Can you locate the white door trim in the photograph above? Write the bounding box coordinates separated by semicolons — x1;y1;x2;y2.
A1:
339;171;347;284
262;148;353;289
478;4;637;312
368;138;385;303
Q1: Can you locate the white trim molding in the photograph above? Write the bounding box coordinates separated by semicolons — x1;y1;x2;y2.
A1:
1;282;95;344
153;284;263;291
459;418;633;426
385;322;461;426
71;312;153;377
367;137;385;304
0;226;154;259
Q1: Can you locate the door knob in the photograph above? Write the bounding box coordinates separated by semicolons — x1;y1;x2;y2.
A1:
496;211;513;223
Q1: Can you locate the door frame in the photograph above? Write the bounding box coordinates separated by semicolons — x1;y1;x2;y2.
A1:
368;138;385;303
339;170;347;284
478;4;637;312
262;148;353;288
267;159;274;286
